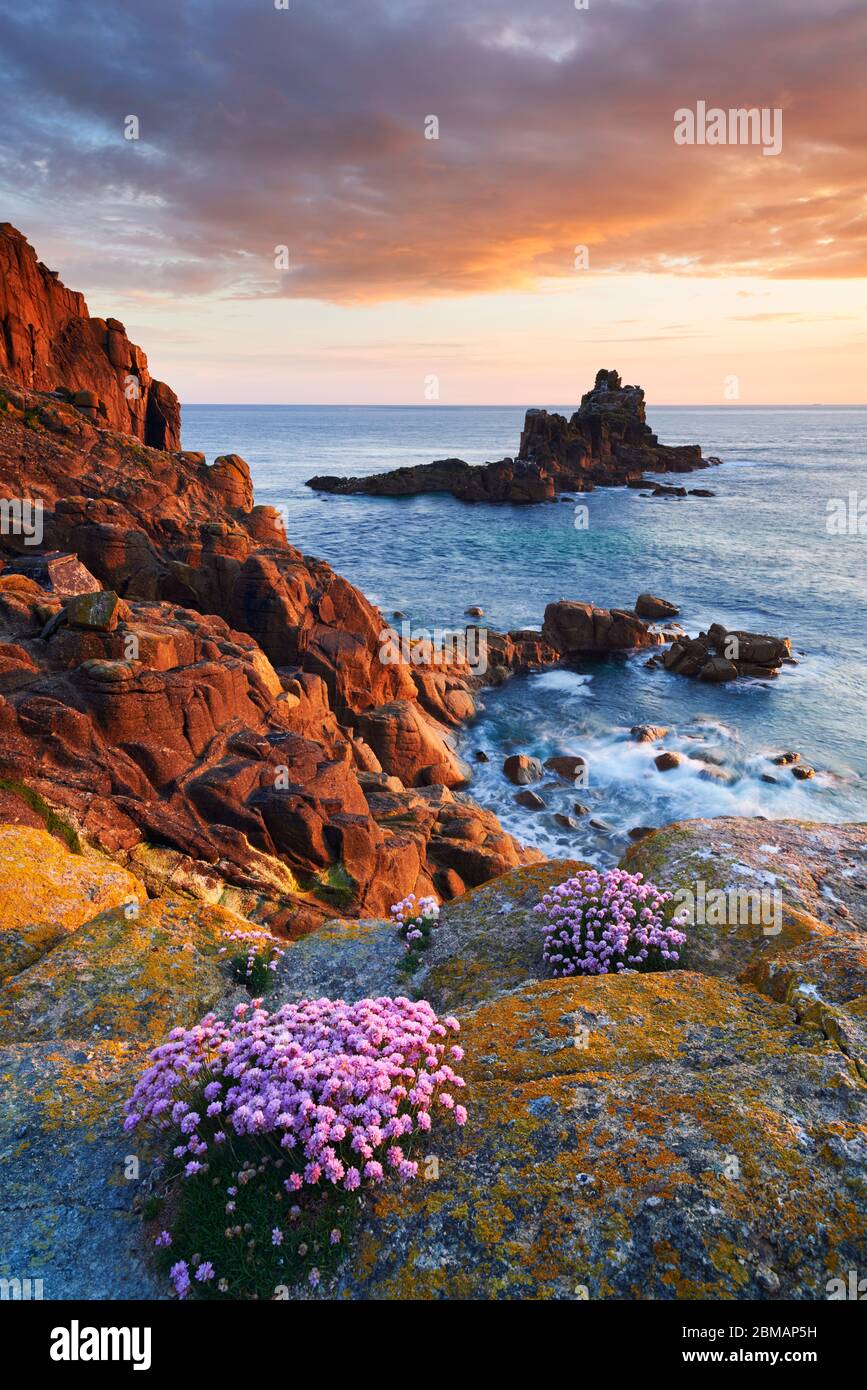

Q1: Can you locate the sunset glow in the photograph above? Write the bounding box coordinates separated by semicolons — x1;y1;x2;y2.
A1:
1;0;864;402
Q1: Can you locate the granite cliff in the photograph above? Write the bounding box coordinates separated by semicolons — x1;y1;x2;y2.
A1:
0;224;180;450
0;233;549;931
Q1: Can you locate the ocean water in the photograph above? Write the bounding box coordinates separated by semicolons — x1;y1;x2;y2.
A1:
183;404;867;863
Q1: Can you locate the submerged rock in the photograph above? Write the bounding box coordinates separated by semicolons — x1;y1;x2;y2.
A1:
515;789;545;810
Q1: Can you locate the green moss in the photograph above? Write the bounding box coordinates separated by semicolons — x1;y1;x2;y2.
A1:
311;863;356;910
0;779;83;854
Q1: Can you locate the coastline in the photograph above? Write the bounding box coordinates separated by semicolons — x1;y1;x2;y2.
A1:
0;226;864;1307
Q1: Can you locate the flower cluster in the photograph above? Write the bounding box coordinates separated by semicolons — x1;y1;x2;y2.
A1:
535;867;687;976
124;995;466;1193
218;928;285;992
390;894;440;947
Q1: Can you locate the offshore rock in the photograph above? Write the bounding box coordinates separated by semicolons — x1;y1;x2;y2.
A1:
307;369;715;503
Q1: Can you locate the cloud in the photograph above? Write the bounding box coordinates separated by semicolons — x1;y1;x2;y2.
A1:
0;0;865;306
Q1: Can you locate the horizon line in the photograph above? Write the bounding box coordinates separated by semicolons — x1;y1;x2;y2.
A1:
181;401;867;410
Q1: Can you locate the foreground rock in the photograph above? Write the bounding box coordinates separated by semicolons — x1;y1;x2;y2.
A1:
412;860;588;1010
307;369;719;504
3;820;865;1300
0;825;144;978
343;969;865;1299
624;817;867;984
0;825;257;1299
335;822;866;1299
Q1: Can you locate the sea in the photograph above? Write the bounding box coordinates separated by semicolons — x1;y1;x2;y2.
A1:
182;404;867;864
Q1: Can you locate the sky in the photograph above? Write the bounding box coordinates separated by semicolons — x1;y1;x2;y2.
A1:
0;0;865;405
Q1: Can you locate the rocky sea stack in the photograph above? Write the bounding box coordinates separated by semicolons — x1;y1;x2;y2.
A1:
307;368;720;503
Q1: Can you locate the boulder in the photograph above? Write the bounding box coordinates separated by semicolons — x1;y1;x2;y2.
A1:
542;601;662;656
654;751;683;771
413;860;589;1012
635;593;679;620
664;625;791;683
622;817;867;978
697;655;739;682
65;589;125;632
515;789;545;810
503;754;543;785
543;754;587;781
47;553;101;599
630;724;669;742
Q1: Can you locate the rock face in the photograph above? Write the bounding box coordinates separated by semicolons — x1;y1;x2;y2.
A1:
542;600;663;655
0;251;544;926
306;368;717;503
0;578;543;930
0;224;180;450
663;623;792;682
